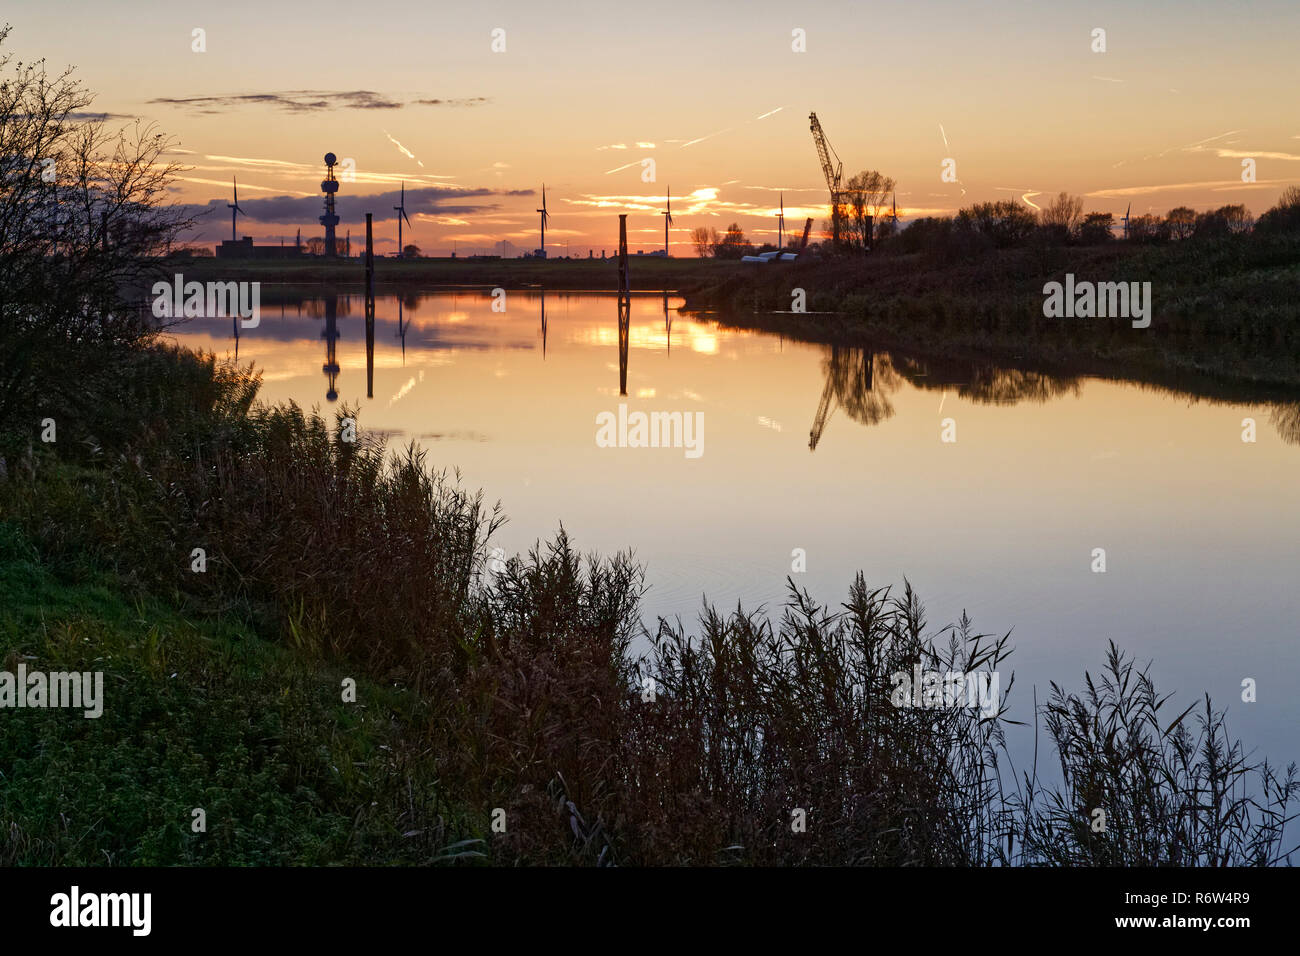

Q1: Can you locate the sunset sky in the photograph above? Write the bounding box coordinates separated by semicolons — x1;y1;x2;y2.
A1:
11;0;1300;254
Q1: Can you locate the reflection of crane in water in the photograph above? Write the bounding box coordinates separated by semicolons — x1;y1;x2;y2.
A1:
808;347;900;450
807;350;1082;449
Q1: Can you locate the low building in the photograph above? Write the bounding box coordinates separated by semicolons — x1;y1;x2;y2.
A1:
216;237;306;259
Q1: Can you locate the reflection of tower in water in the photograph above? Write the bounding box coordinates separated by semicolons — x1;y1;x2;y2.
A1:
617;293;630;397
365;213;375;399
540;289;547;359
322;295;340;402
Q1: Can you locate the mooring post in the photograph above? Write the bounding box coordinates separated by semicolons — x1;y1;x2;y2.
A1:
618;214;629;294
365;213;375;399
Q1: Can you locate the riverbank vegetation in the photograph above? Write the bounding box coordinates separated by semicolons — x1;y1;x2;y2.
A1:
2;349;1295;865
2;26;1296;866
683;190;1300;390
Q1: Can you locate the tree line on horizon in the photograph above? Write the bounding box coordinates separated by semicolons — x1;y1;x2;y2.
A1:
687;179;1300;259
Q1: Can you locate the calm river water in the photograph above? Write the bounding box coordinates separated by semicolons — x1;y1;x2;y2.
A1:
168;289;1300;771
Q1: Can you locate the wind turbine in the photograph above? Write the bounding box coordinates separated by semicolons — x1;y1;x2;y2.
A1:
227;177;246;242
663;186;674;255
777;192;785;250
1122;202;1131;240
536;184;550;257
394;182;412;258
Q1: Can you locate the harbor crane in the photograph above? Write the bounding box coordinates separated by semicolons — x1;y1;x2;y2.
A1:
809;112;845;250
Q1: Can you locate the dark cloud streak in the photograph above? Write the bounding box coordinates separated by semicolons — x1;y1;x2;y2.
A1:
67;111;136;121
412;97;489;107
149;90;490;114
178;186;508;225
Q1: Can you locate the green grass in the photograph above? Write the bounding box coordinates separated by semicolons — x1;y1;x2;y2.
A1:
0;521;471;866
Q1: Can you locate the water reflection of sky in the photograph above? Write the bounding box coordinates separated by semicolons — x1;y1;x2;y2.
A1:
167;291;1300;778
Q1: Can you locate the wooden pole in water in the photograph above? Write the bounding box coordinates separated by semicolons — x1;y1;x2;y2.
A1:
617;214;630;395
365;213;375;399
618;214;629;293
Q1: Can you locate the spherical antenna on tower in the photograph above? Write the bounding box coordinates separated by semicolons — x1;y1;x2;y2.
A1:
320;151;341;256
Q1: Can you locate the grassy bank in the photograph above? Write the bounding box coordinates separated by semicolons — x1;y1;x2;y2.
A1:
680;235;1300;390
0;522;467;865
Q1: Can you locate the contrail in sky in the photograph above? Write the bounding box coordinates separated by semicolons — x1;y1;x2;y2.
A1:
384;130;425;168
675;107;782;149
680;127;733;148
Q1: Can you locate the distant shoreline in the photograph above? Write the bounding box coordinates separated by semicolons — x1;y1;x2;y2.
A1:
164;254;732;291
161;236;1300;391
